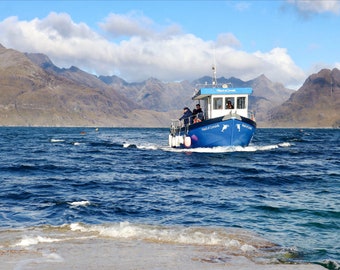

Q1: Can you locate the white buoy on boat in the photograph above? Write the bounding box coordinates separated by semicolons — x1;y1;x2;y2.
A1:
168;134;173;147
184;136;191;148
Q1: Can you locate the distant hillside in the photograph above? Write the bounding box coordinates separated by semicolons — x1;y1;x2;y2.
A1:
0;45;167;127
1;44;338;127
98;73;294;123
99;75;193;112
267;68;340;127
23;48;297;126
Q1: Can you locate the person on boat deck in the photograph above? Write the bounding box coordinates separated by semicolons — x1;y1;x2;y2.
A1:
192;104;204;122
226;100;234;109
179;107;193;125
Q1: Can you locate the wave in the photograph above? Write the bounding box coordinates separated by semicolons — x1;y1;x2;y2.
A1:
123;143;137;148
123;142;159;150
137;144;159;150
11;222;278;253
68;200;91;207
70;222;267;248
14;235;63;247
73;142;82;146
50;139;65;143
2;222;336;269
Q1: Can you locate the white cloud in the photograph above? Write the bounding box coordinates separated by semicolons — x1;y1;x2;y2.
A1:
38;12;95;39
286;0;340;15
99;11;183;40
253;48;306;87
0;12;306;87
216;33;241;48
99;11;155;38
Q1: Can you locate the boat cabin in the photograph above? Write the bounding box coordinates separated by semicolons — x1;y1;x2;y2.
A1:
192;84;253;120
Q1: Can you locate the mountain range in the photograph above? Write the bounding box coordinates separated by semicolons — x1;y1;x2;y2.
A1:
0;43;339;128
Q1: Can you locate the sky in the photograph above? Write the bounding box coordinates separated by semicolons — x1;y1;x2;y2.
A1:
0;0;339;89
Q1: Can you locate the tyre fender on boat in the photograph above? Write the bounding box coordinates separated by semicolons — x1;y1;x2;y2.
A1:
184;136;191;148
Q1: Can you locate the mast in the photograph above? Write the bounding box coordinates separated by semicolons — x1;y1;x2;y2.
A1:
212;49;217;87
212;66;217;86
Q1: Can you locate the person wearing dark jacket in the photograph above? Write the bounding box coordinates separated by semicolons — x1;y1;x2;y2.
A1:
192;103;204;122
179;107;193;125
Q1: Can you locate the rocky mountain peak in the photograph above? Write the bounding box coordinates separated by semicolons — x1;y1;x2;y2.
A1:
251;74;272;86
306;68;340;87
268;68;340;127
25;53;53;68
99;75;127;86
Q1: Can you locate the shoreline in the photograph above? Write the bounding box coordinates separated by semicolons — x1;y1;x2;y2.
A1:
1;238;326;270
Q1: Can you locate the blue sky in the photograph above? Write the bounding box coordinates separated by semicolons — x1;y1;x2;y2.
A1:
0;0;339;89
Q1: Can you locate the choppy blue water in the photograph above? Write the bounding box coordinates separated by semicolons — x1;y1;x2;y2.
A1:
0;127;339;269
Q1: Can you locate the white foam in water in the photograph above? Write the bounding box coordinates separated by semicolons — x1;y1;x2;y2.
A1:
163;146;235;153
121;138;291;153
73;142;82;146
137;144;158;150
240;244;257;252
1;224;326;270
50;139;65;143
278;142;291;147
68;200;90;207
14;235;62;247
69;222;262;252
163;143;287;153
225;239;241;248
123;141;159;150
255;144;278;151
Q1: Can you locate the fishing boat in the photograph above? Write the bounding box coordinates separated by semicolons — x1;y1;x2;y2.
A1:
169;68;256;148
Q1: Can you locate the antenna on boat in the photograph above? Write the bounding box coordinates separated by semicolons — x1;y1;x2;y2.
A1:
212;66;217;86
212;50;217;87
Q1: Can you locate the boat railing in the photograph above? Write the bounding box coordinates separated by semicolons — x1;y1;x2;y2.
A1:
180;112;205;125
171;111;206;135
248;111;256;122
170;119;182;135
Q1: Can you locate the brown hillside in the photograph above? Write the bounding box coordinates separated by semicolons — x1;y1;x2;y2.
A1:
248;74;294;122
267;68;340;127
0;45;144;126
100;75;194;113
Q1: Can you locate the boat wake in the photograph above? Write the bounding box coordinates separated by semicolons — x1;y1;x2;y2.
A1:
119;141;292;153
48;135;291;154
47;129;291;154
162;142;292;153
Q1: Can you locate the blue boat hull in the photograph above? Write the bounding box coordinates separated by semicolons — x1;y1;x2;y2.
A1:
171;115;256;148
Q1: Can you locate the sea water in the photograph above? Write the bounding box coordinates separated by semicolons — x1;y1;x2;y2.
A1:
0;127;338;270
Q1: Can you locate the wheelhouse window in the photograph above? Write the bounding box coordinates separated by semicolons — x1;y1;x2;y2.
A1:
213;97;223;109
237;97;246;109
225;98;235;109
